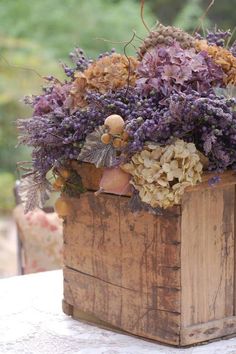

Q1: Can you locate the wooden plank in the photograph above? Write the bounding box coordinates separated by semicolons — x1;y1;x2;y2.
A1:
62;299;73;316
235;185;236;316
62;166;236;346
64;192;181;312
180;316;236;346
63;266;180;345
70;162;236;195
186;170;236;192
181;186;235;328
63;275;74;305
63;188;181;342
64;193;180;285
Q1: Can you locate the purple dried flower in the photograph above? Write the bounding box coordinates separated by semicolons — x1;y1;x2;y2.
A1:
137;42;225;97
206;29;232;47
27;81;71;117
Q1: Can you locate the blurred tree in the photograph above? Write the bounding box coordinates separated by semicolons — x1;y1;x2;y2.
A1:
0;0;155;168
144;0;235;33
0;35;57;176
173;0;210;32
144;0;183;26
0;0;155;59
0;0;155;211
0;172;15;213
208;0;236;31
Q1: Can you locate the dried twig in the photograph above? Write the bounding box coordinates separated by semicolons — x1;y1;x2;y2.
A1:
226;26;236;48
0;53;44;79
193;0;215;35
123;31;136;98
140;0;151;33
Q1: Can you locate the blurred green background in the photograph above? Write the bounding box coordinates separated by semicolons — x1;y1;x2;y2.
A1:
0;0;235;213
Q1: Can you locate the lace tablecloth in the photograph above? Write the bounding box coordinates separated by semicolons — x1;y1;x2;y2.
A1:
1;271;236;354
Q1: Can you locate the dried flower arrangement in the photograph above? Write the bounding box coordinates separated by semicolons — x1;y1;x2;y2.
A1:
17;19;236;216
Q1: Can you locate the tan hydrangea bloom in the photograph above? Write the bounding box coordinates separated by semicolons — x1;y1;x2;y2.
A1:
195;40;236;85
70;54;139;108
121;139;203;209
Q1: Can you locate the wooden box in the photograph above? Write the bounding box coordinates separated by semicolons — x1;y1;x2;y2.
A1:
62;165;236;347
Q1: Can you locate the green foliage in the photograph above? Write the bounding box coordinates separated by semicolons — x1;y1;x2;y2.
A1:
0;33;62;180
0;0;155;59
0;172;15;213
0;0;155;210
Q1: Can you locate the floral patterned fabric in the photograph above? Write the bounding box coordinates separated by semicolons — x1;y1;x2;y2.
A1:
13;205;63;274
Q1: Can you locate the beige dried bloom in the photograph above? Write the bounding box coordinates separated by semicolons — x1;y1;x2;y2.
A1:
70;54;139;108
121;139;203;209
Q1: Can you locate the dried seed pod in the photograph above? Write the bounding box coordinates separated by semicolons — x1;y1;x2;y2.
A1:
112;137;123;149
101;133;112;145
122;131;129;141
138;23;195;59
54;198;71;217
104;114;125;135
53;181;62;191
58;168;71;179
54;177;65;188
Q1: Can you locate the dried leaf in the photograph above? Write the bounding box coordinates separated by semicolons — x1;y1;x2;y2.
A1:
19;173;52;213
62;171;86;197
78;126;117;168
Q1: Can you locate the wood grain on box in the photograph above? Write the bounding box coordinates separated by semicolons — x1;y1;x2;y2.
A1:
63;164;236;346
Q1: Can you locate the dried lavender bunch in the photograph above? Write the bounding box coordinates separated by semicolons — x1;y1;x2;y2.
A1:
84;88;236;173
206;29;232;47
18;103;107;176
137;91;236;171
60;48;117;79
69;47;92;72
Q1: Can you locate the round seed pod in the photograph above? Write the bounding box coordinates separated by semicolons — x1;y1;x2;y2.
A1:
112;137;123;149
54;177;64;188
122;131;129;141
54;198;71;217
101;133;112;145
53;181;62;191
58;168;70;179
137;23;195;59
104;114;125;135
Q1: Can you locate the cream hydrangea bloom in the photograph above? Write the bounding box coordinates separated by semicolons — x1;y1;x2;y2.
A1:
122;139;203;209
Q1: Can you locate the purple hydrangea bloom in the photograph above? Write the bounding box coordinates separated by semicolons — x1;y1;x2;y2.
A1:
137;42;225;96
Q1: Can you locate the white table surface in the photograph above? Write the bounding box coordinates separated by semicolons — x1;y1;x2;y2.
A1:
1;271;236;354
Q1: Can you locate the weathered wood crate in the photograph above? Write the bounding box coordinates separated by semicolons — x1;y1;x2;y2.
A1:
62;164;236;346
